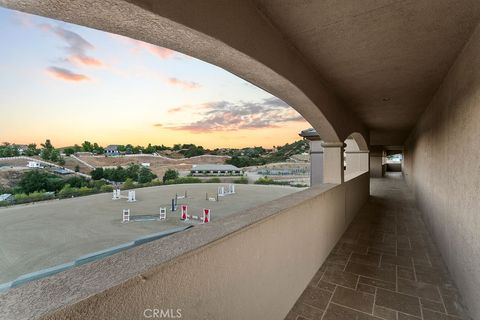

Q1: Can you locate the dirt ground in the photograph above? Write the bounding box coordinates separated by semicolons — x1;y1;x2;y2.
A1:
0;183;303;284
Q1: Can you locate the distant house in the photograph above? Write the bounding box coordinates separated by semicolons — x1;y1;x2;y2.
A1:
27;161;42;168
0;194;14;204
191;164;242;176
105;145;120;156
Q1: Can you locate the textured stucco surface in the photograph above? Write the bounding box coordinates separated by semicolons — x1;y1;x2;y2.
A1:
404;23;480;319
0;174;369;320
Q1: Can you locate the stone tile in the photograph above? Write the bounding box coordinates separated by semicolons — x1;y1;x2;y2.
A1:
350;252;381;267
368;243;397;255
423;308;463;320
415;268;451;286
397;313;421;320
297;286;332;310
357;283;376;294
397;266;415;280
412;256;431;267
326;252;350;266
331;286;374;313
341;243;369;255
421;298;446;313
284;309;298;320
323;303;383;320
381;254;412;267
308;270;324;287
359;276;396;291
317;280;336;292
321;267;358;289
397;278;441;301
375;288;421;317
345;262;396;282
373;305;396;320
397;248;428;259
442;294;468;317
290;302;324;320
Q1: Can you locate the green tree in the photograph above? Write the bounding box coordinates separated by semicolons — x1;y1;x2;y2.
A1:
90;168;104;180
25;143;39;156
18;171;50;194
138;166;156;183
82;141;93;152
64;147;75;156
163;169;179;182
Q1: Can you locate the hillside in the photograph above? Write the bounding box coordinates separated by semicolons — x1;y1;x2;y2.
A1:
75;154;230;178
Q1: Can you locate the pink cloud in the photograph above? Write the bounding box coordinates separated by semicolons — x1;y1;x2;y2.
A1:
166;77;201;90
37;23;104;68
68;55;104;67
46;66;90;82
168;107;183;113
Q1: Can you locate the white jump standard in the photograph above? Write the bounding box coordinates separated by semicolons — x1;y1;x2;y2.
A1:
122;209;130;223
217;184;235;197
112;189;136;202
180;205;211;223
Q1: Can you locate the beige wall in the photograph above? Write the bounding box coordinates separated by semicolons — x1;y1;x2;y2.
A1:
40;173;369;320
404;23;480;319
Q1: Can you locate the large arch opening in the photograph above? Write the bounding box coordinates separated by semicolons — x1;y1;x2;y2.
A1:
0;0;370;143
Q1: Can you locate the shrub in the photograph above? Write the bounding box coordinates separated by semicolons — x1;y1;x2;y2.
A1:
205;177;221;183
164;177;201;185
254;176;289;186
122;178;135;189
163;169;179;182
100;184;114;192
233;176;248;184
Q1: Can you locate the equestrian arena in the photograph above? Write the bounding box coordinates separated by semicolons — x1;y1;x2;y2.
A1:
0;183;302;284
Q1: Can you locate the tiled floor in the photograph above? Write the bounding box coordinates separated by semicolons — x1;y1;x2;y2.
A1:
285;172;471;320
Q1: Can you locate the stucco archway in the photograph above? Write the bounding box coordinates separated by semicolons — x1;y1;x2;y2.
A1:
0;0;368;143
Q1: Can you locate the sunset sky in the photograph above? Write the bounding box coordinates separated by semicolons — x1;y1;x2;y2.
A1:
0;7;310;149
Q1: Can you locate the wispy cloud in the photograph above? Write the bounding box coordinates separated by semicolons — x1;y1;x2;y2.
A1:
168;107;183;113
46;66;90;82
166;77;201;90
160;98;304;133
38;23;104;68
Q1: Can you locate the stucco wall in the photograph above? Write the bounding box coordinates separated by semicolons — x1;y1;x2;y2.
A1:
404;23;480;319
36;174;369;320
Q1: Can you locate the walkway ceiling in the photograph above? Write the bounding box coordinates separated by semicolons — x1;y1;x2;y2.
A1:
255;0;480;145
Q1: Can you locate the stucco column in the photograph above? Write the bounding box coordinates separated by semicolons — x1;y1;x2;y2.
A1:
322;142;345;184
345;151;370;175
309;140;323;186
370;147;385;178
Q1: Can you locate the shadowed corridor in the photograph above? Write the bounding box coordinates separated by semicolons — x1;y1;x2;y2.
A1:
286;172;470;320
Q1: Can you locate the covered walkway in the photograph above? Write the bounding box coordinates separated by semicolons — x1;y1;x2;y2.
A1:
286;173;470;320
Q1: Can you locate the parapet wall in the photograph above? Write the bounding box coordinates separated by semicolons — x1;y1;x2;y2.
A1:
0;173;369;320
